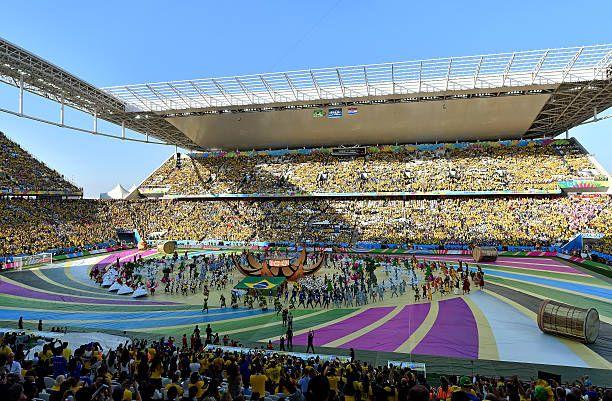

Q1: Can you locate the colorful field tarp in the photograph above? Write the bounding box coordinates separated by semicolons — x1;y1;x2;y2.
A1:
0;251;609;370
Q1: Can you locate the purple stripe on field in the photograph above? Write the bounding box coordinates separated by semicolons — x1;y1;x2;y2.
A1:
93;249;145;270
0;279;174;305
412;297;478;359
91;250;137;272
340;303;430;352
290;307;394;346
417;256;584;275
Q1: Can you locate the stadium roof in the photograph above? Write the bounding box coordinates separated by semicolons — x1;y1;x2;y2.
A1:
1;38;611;150
104;46;612;113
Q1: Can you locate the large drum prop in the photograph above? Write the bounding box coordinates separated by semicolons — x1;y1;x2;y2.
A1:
157;240;177;255
537;300;599;344
472;246;498;262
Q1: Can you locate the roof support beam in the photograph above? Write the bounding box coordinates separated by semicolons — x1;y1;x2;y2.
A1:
211;79;233;105
501;53;516;87
145;84;172;109
418;61;423;92
259;75;276;103
363;66;370;96
336;68;346;97
309;70;321;99
235;77;254;104
391;64;395;94
445;59;453;91
283;73;300;101
531;50;549;84
188;82;213;108
474;56;483;87
125;86;153;111
167;83;192;109
561;47;584;82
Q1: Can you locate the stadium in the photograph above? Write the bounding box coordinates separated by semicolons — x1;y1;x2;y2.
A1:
0;21;611;401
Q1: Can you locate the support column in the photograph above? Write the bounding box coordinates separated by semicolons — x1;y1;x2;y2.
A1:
18;75;24;115
60;97;64;125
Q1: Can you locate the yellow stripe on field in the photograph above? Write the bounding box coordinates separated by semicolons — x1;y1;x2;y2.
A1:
394;301;439;353
463;295;500;361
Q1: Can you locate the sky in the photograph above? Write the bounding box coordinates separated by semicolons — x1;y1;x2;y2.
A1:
0;0;611;198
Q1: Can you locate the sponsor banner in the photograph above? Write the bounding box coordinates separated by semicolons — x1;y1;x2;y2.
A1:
327;108;343;119
189;137;572;159
0;189;82;196
581;232;605;239
312;109;325;118
331;147;367;156
557;180;609;190
163;188;561;200
387;360;426;375
347;106;358;115
204;345;350;362
138;186;170;195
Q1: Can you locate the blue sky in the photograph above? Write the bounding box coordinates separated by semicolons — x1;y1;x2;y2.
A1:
1;0;611;198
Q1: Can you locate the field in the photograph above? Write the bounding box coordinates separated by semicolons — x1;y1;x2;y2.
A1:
0;249;610;379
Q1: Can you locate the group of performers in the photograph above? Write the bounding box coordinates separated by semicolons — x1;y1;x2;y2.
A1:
90;247;486;308
214;251;486;313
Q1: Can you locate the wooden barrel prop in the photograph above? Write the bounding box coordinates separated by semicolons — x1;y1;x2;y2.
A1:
537;300;599;344
157;240;177;254
472;246;498;262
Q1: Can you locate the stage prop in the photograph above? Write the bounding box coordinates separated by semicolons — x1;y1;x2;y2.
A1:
537;300;599;344
472;246;498;262
157;240;177;254
232;249;325;281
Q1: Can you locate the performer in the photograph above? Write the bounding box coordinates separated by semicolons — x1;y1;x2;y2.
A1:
202;295;209;314
306;329;315;353
279;335;286;351
462;276;471;294
286;327;293;351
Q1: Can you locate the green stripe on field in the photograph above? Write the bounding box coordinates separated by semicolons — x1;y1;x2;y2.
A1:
235;308;356;343
144;309;317;338
486;277;612;318
481;264;606;286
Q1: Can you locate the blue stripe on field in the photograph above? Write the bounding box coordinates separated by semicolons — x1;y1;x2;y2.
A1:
73;309;272;330
470;268;612;299
0;307;261;322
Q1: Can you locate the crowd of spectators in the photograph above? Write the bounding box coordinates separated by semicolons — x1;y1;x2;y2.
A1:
1;195;611;258
139;141;600;196
1;133;610;259
0;199;115;257
102;196;611;249
1;329;609;401
0;132;80;194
